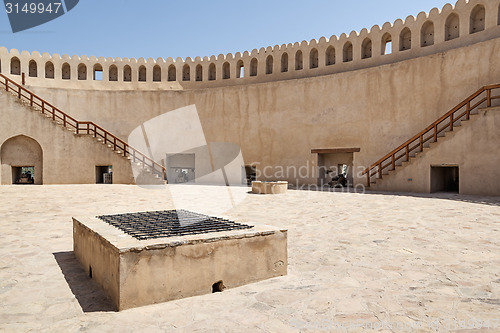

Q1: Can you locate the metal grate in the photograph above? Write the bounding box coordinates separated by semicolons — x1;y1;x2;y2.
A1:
96;209;253;240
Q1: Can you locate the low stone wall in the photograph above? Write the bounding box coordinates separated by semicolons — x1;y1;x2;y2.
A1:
252;181;288;194
73;216;288;310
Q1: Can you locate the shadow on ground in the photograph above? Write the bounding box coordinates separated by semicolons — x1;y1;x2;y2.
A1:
365;190;500;207
53;251;116;312
287;184;500;206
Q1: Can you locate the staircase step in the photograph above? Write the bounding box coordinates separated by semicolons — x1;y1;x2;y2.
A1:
2;75;161;180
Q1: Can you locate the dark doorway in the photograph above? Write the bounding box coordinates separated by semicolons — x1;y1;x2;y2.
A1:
431;166;459;193
244;165;257;185
12;166;35;184
96;166;112;184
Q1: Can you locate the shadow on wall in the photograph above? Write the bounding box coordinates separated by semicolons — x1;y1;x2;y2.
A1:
53;251;116;312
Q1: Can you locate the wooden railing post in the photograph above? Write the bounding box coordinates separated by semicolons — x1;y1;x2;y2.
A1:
63;114;66;127
123;144;127;157
366;171;370;187
378;163;382;179
113;137;116;150
30;94;33;106
41;101;45;114
52;107;55;121
86;123;90;135
93;124;97;138
419;134;423;152
17;86;21;99
76;122;79;135
434;124;438;142
487;89;491;107
133;149;136;162
22;72;25;85
405;145;409;161
391;154;395;170
104;132;107;143
466;101;470;120
449;113;454;131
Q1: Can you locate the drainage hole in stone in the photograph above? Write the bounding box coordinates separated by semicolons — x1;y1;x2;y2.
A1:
212;280;225;293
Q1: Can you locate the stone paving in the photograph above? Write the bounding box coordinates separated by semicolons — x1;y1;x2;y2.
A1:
0;185;499;332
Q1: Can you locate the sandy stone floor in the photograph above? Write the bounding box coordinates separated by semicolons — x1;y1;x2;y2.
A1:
0;185;499;333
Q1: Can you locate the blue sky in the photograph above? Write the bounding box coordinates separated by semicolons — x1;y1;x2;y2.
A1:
0;0;452;59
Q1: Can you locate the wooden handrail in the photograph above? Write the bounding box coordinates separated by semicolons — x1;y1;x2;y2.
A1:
363;84;500;186
0;73;166;179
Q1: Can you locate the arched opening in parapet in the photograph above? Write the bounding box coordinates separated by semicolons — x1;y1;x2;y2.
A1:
109;65;118;81
381;33;392;55
28;60;37;77
266;55;273;74
236;60;244;78
93;64;103;81
167;64;177;82
0;59;2;73
183;64;191;81
399;28;412;51
325;46;335;65
62;63;70;80
343;42;353;62
138;65;146;82
361;38;372;59
470;4;485;34
421;21;434;47
223;62;230;79
208;63;216;81
196;64;203;81
0;135;43;185
123;65;131;82
445;13;460;41
295;50;303;70
153;65;161;82
250;58;258;77
498;4;500;25
281;53;288;72
309;48;318;68
10;57;20;75
78;64;87;80
45;61;54;79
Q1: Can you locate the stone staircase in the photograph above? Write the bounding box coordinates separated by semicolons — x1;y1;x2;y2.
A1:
363;84;500;187
0;73;166;185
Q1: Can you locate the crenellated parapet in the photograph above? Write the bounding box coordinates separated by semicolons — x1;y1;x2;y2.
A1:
0;0;499;90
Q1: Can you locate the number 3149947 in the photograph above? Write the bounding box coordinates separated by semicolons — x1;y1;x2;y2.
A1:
5;2;62;14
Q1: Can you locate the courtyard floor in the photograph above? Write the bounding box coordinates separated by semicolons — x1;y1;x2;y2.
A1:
0;185;499;332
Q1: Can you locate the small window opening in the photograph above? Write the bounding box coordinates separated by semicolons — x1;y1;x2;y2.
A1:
93;66;103;81
382;33;392;55
237;61;244;78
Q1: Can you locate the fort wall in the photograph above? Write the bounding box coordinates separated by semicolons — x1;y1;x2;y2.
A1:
0;0;499;90
0;0;499;194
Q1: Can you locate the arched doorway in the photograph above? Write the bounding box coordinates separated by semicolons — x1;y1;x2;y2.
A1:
1;135;43;185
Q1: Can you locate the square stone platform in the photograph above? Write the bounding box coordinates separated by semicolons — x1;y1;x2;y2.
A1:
73;212;287;311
